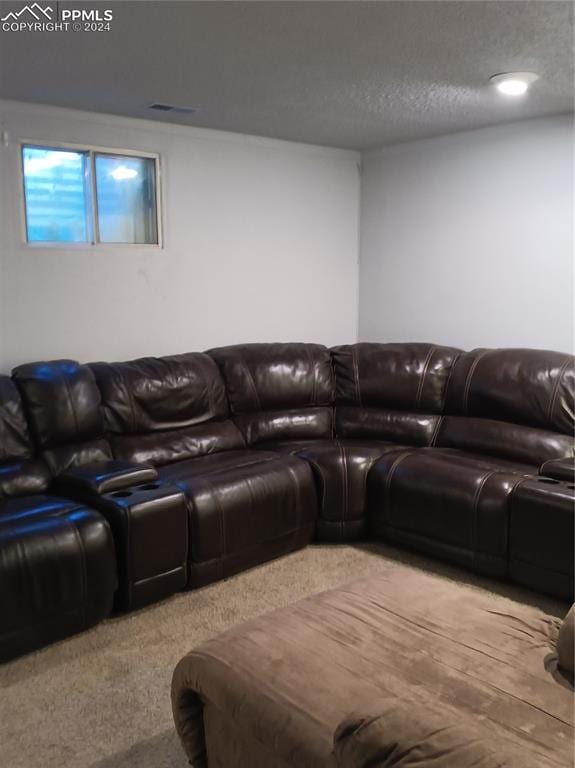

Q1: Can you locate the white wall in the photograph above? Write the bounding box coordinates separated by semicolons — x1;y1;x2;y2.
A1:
359;115;574;353
1;104;571;372
0;100;360;372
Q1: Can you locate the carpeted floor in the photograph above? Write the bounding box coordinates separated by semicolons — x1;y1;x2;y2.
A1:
0;542;567;768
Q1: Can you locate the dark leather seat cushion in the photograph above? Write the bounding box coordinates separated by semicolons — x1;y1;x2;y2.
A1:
411;447;536;474
0;495;117;661
261;439;407;541
368;448;537;576
157;450;317;586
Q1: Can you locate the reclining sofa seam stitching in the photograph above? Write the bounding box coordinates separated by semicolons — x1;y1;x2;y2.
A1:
119;366;138;434
308;456;327;519
284;463;303;544
306;346;317;407
505;476;530;573
351;347;363;408
65;517;89;625
439;350;461;413
199;356;216;418
198;475;227;563
240;356;263;413
384;451;414;527
62;373;81;444
340;442;349;535
416;346;436;410
547;359;571;428
430;416;443;447
470;470;497;562
463;350;489;414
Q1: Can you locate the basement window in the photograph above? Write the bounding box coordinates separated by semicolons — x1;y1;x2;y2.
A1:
21;144;161;246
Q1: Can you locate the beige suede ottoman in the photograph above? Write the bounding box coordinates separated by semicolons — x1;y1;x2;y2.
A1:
172;564;573;767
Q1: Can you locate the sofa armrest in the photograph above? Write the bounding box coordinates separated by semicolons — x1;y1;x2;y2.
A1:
539;457;575;483
57;463;187;610
57;460;158;496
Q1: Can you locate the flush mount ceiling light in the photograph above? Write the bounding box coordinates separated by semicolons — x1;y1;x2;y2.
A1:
490;72;539;96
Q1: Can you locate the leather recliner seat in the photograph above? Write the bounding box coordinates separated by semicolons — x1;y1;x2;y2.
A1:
0;373;117;661
209;342;462;541
12;359;191;609
366;347;575;592
89;353;317;587
330;342;462;539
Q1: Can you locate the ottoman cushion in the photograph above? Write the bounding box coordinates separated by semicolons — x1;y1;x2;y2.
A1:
172;564;572;767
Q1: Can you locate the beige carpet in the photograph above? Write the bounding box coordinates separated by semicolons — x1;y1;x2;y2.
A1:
0;542;567;768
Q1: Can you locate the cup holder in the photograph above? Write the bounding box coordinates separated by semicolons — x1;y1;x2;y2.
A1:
139;483;160;491
537;478;560;485
111;490;133;498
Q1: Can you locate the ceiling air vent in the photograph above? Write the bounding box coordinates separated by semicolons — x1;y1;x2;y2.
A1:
148;103;198;115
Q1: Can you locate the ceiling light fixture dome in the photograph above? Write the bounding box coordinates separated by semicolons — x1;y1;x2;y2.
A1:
490;72;538;96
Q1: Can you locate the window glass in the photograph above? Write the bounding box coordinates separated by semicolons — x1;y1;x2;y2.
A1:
94;154;158;244
22;146;90;243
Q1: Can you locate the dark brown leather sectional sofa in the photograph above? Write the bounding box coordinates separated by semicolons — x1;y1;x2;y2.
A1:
1;343;573;661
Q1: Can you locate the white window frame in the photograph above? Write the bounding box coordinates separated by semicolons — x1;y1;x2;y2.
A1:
19;140;163;249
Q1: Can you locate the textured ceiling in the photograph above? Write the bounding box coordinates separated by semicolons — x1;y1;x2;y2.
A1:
0;1;572;149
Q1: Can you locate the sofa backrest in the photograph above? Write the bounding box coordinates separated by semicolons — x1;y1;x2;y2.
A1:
90;353;244;466
208;343;335;445
332;343;461;445
12;360;113;476
0;374;51;498
437;348;575;465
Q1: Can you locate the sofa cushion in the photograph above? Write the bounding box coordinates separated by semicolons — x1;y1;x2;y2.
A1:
263;439;406;541
332;343;460;444
368;447;534;576
0;374;51;497
408;446;536;474
159;448;283;486
208;343;334;444
0;458;51;499
91;354;245;465
158;450;317;586
438;348;575;464
540;457;575;482
12;360;112;474
436;415;574;467
0;375;32;463
105;421;244;467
